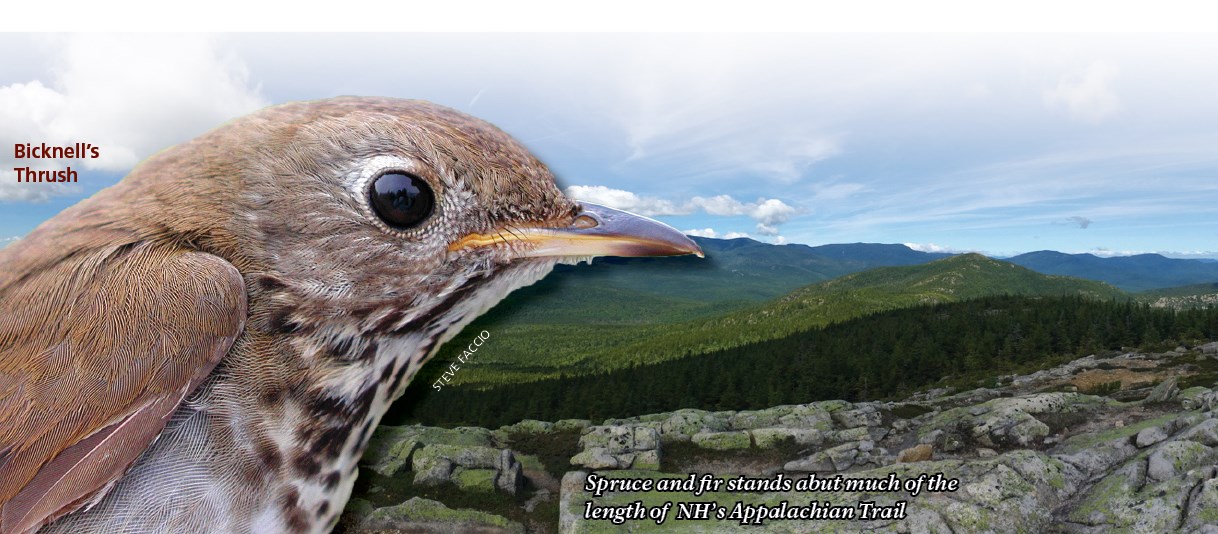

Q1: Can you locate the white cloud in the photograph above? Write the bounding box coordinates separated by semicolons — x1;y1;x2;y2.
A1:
0;236;18;248
683;227;756;242
593;36;843;183
722;134;841;183
1044;61;1122;123
904;242;970;254
683;228;718;238
566;186;800;235
564;185;688;216
688;195;746;216
755;223;780;236
1088;248;1144;257
686;195;799;226
749;198;799;226
1085;248;1218;259
0;34;266;202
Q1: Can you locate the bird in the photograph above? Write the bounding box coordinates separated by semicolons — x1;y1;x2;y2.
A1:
0;96;703;534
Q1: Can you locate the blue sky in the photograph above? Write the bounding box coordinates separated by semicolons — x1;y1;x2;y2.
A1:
3;33;1217;257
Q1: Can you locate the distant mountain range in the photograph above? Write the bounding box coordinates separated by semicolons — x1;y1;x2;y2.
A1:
481;238;952;325
1006;251;1218;292
406;237;1218;389
425;251;1129;388
498;240;1218;326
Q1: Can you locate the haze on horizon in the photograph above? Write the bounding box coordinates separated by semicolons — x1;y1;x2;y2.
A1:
1;33;1216;259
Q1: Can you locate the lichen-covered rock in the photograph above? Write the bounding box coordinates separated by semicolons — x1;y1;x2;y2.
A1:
832;405;883;428
831;425;889;444
408;443;522;494
365;439;420;477
497;449;523;493
728;407;787;430
751;427;822;448
1146;440;1213;482
1145;376;1180;403
569;447;618;469
452;468;498;492
554;418;592;432
1179;417;1218;446
659;409;729;440
499;419;553;435
1135;425;1169;448
1183;473;1218;530
359;497;524;534
1181;386;1218;411
580;425;656;454
361;425;495;476
412;457;454;486
921;393;1103;452
632;449;661;470
558;471;588;533
776;403;836;430
572;425;661;470
784;441;861;472
973;407;1049;448
691;430;751;451
413;443;501;470
1066;450;1217;530
351;347;1218;532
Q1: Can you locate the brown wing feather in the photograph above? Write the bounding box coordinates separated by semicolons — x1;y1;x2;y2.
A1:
0;242;246;534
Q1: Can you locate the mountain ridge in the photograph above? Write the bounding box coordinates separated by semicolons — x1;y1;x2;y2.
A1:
1009;249;1218;291
426;253;1128;388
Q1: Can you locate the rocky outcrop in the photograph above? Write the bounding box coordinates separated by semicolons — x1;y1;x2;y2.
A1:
359;425;523;494
412;444;523;494
571;425;661;470
345;345;1218;532
349;497;525;533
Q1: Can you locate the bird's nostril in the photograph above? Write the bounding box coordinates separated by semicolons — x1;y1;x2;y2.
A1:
572;214;599;229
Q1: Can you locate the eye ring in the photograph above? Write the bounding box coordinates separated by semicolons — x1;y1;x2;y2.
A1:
369;171;435;230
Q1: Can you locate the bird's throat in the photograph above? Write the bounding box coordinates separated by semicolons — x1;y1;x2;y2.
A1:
226;259;559;532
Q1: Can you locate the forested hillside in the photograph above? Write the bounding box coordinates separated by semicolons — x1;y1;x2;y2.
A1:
392;294;1218;428
419;254;1127;388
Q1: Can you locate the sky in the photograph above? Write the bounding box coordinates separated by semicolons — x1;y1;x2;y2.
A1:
2;33;1217;258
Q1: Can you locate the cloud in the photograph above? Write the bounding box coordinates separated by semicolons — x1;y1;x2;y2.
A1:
904;242;970;254
0;236;18;248
755;223;780;236
683;228;718;238
595;36;843;183
564;185;688;216
1044;61;1122;123
749;198;799;226
566;186;800;236
0;34;266;202
686;195;799;226
682;228;751;239
1086;248;1218;259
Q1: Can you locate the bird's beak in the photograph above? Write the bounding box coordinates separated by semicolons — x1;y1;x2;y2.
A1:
449;201;704;259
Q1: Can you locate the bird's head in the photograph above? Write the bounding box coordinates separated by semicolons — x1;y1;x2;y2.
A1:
112;96;702;343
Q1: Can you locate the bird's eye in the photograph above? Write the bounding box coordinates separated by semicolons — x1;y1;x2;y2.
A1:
370;172;435;229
